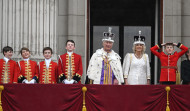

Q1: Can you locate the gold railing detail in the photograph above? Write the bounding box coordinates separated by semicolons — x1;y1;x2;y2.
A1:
0;85;4;111
165;86;171;111
82;86;87;111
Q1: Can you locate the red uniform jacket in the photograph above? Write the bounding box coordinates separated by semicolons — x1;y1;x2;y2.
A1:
17;60;39;82
58;53;83;83
38;61;58;84
0;59;18;83
151;43;188;82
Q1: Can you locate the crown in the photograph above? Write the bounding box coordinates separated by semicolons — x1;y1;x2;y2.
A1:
133;30;145;45
102;27;115;42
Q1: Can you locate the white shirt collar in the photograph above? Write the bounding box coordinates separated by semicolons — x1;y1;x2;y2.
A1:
23;58;29;63
67;51;73;56
45;58;51;69
3;57;9;63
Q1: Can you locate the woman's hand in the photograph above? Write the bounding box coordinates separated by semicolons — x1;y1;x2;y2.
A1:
124;78;128;85
147;79;150;85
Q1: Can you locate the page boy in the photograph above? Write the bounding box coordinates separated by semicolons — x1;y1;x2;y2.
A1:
38;47;58;84
58;40;83;84
0;46;18;83
150;42;188;84
17;47;38;83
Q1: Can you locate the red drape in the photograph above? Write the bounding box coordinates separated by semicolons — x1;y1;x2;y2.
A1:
1;84;190;111
2;84;83;111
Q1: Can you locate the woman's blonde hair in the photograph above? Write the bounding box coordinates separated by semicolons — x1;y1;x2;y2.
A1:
132;44;146;54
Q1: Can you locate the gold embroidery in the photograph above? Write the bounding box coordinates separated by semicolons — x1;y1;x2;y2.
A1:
24;61;32;81
103;57;112;84
42;62;52;84
179;44;183;48
156;44;160;49
1;61;10;83
65;54;76;81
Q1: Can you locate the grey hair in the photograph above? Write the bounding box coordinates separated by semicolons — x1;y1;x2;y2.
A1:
132;44;146;54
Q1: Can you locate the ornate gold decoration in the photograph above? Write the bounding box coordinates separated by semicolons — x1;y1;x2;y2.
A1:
82;86;87;111
156;44;160;49
65;54;75;80
1;62;10;83
176;70;181;85
89;80;93;84
76;73;81;78
0;85;4;111
165;86;171;111
179;44;182;48
24;61;32;81
42;63;52;83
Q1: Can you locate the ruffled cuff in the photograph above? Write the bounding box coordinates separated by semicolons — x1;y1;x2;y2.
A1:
59;73;66;82
147;75;151;80
73;73;81;82
123;74;128;79
157;44;162;49
177;42;182;48
18;75;26;83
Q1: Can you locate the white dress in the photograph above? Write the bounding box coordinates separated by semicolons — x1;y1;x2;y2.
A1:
123;53;150;85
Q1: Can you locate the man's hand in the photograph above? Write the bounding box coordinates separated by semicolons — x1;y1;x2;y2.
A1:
173;43;177;46
161;43;166;46
113;79;119;85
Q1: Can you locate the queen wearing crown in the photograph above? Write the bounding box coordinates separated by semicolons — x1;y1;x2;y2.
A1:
123;31;150;85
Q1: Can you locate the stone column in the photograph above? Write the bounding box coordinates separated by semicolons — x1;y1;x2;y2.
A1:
164;0;181;44
68;0;86;83
0;0;57;62
57;0;86;83
181;0;190;60
164;0;182;67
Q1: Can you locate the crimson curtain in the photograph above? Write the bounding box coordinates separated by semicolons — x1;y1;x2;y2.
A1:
1;84;190;111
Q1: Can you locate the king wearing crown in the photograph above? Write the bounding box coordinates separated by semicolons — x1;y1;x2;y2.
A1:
86;27;124;85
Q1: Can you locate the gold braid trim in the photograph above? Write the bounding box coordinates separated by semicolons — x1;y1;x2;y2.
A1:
35;76;39;79
179;44;183;48
0;85;4;111
156;44;160;49
165;86;171;111
82;86;87;111
75;73;81;78
59;73;64;78
18;75;24;79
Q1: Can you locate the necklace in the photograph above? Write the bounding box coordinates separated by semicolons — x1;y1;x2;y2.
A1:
134;53;142;59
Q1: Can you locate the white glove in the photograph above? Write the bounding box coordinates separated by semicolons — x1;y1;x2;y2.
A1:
70;79;75;84
22;79;29;84
25;80;30;84
28;79;36;84
63;79;75;84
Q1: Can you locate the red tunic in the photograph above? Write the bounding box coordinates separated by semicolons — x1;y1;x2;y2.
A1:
151;44;188;82
0;59;18;83
17;60;39;81
38;61;58;84
58;53;83;83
